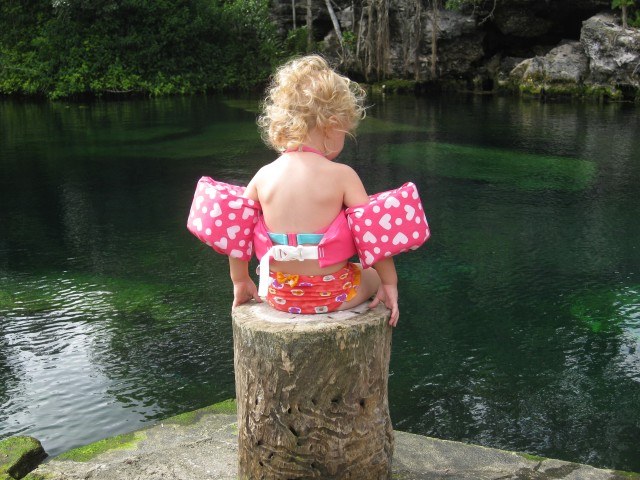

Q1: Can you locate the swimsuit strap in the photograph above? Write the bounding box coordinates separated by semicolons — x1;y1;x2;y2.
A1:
285;145;326;158
268;232;324;247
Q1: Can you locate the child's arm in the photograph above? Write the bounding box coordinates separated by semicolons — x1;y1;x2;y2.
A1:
228;172;262;308
229;257;261;308
341;165;400;326
369;257;399;327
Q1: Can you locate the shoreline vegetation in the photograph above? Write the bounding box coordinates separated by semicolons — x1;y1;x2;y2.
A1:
0;0;278;100
1;1;638;103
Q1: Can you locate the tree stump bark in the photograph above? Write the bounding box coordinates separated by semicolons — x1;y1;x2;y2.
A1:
232;302;394;480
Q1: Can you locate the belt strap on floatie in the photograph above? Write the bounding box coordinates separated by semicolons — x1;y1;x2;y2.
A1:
258;245;320;297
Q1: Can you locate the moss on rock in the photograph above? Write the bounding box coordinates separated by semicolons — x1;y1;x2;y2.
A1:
56;431;146;463
0;436;47;479
163;399;237;426
611;470;640;479
21;473;55;480
514;78;629;102
517;452;548;462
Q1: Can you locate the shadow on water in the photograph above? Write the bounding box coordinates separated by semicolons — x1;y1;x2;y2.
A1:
1;94;640;470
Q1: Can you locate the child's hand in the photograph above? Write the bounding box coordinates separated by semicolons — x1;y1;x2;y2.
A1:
232;279;262;308
369;283;399;327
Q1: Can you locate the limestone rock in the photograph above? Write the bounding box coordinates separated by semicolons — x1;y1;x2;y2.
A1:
271;0;636;94
493;7;553;37
510;40;589;86
580;12;640;87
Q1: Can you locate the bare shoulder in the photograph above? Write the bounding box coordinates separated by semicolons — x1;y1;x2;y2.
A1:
245;162;274;201
330;162;359;182
334;162;369;207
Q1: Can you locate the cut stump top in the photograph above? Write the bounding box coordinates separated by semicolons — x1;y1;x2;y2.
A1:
232;301;391;334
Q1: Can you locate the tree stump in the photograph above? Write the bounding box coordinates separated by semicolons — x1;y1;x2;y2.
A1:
232;302;394;480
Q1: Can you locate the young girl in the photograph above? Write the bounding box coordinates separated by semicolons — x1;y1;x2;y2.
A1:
229;55;399;326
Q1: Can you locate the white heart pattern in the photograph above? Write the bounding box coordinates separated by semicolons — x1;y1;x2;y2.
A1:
209;202;222;218
187;177;259;262
392;232;409;245
242;206;254;220
404;205;415;221
364;250;375;266
228;199;243;209
384;196;400;209
214;237;228;250
379;214;392;230
362;231;377;243
345;182;430;269
227;225;240;239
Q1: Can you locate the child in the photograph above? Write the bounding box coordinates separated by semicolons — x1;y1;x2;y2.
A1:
229;55;400;326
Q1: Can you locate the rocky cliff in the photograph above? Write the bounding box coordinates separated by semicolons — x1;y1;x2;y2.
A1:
273;0;639;100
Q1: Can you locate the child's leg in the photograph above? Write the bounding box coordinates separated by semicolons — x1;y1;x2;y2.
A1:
336;263;380;311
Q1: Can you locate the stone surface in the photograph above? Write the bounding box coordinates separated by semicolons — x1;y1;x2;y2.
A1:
505;12;640;98
509;40;590;91
273;0;638;94
233;302;393;479
0;436;47;480
26;405;239;480
26;404;640;480
493;7;553;37
581;12;640;87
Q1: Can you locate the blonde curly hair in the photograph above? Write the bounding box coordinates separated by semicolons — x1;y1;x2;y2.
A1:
257;55;366;152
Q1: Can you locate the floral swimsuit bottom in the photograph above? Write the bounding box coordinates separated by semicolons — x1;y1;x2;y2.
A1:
266;263;361;314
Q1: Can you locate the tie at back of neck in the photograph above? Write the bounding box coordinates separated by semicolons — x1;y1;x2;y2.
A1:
284;145;326;158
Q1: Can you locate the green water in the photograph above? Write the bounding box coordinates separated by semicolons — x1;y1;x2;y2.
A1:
1;95;639;472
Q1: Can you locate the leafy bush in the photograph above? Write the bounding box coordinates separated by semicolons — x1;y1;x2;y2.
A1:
285;27;310;56
611;0;639;27
0;0;282;98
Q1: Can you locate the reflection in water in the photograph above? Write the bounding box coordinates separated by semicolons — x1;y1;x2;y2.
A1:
1;95;640;471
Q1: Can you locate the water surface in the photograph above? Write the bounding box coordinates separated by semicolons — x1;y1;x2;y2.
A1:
1;94;639;471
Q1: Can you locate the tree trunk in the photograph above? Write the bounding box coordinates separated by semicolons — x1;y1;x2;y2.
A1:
292;0;297;29
307;0;313;50
325;0;343;46
622;4;628;29
233;303;394;479
375;0;390;79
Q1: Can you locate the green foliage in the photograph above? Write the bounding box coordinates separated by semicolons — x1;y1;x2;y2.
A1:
611;0;640;27
0;0;282;98
611;0;636;9
342;30;357;53
284;27;310;56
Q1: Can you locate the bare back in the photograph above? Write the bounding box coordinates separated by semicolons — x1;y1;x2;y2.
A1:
245;151;368;275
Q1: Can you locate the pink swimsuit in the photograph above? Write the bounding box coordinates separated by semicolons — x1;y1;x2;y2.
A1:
186;145;431;313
